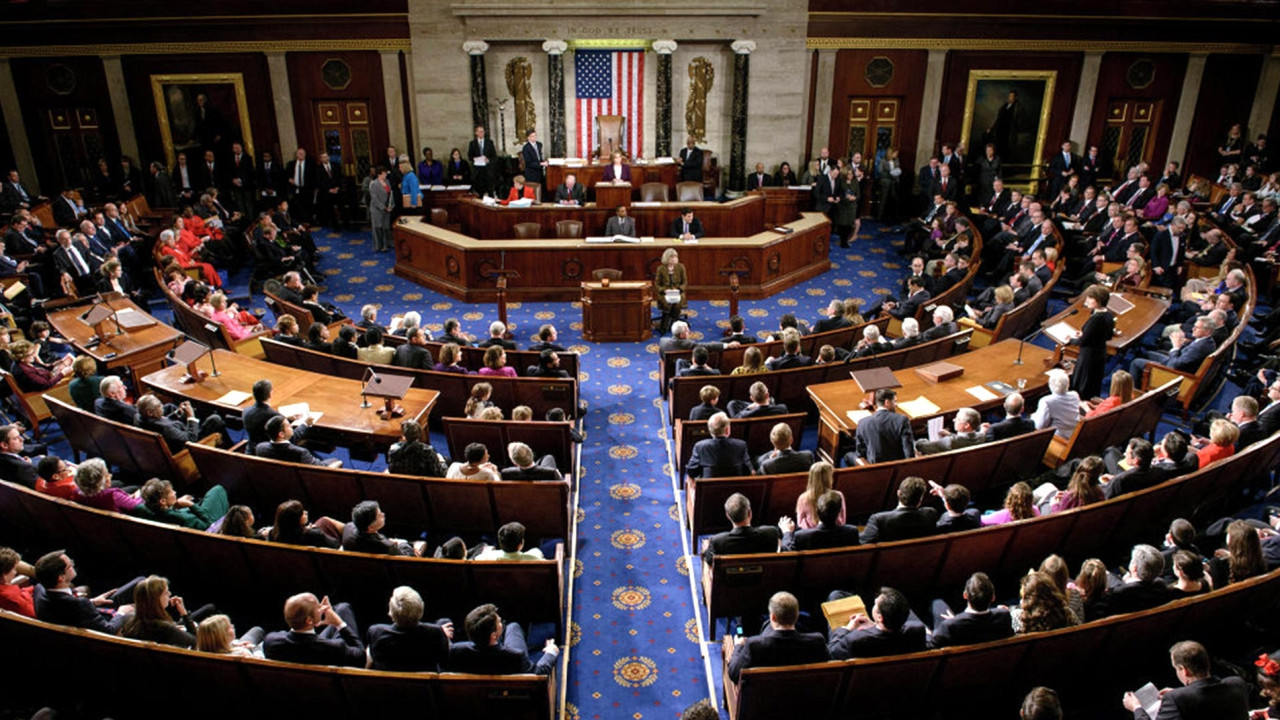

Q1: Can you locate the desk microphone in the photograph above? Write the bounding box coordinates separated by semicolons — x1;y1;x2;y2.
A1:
1016;308;1077;366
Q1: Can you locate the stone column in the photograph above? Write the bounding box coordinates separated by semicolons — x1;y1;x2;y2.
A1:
464;41;491;133
1068;52;1104;149
0;60;38;193
380;50;408;155
1167;53;1208;165
1248;51;1280;143
543;40;568;158
652;40;678;158
914;49;948;167
728;40;756;194
101;56;139;163
810;49;836;162
265;52;298;156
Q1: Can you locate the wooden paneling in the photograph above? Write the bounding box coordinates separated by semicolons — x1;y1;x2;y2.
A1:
1086;53;1187;178
828;50;928;169
1185;54;1263;178
285;51;390;160
9;57;119;193
121;53;277;170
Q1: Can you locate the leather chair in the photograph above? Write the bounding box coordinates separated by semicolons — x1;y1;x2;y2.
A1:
513;222;542;239
676;182;704;202
525;182;542;202
556;220;584;239
640;182;669;202
592;268;623;281
429;208;449;226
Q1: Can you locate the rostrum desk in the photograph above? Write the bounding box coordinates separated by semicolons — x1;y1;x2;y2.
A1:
580;280;652;342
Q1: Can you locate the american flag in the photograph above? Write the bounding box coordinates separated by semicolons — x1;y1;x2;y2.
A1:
575;49;644;159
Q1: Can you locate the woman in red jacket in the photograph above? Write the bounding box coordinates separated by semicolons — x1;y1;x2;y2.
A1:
504;175;537;203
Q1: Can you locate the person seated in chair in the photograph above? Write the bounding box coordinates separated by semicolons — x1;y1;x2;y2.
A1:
914;407;986;455
754;422;813;475
726;591;828;683
243;378;311;451
860;476;937;544
527;349;571;379
604;204;636;237
892;318;923;349
387;419;448;477
93;376;139;426
779;490;859;551
499;442;563;481
727;381;788;419
367;586;453;672
256;415;340;467
702;493;780;564
330;325;359;360
263;592;365;668
136;394;228;453
341;500;425;557
850;325;893;359
528;324;565;353
447;602;558;675
391;327;433;369
33;550;137;633
1102;544;1173;616
689;385;721;421
675;345;721;382
301;284;345;325
477;321;517;350
135;478;230;531
503;175;537;204
357;327;394;365
827;586;927;660
927;572;1014;648
686;412;752;480
813;299;852;334
553;173;585;205
659;320;736;355
765;331;810;370
669;208;705;241
934;483;981;532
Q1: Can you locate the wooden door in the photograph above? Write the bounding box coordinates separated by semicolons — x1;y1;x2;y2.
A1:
314;100;375;183
1100;99;1162;185
43;107;106;192
846;97;901;164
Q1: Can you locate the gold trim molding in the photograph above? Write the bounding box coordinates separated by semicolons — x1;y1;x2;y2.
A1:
805;37;1272;55
567;39;652;49
0;38;411;59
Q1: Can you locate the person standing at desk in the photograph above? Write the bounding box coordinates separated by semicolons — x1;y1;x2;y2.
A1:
554;173;585;205
678;137;704;185
398;160;421;215
602;150;631;183
445;148;471;185
605;205;636;237
1067;285;1115;399
670;208;704;241
655;248;687;334
468;126;496;197
520;129;547;186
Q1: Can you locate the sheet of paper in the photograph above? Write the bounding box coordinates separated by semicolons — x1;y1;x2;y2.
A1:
846;409;872;424
927;416;944;442
1133;683;1161;717
1108;294;1136;315
966;385;1000;402
278;402;311;418
631;201;661;207
215;390;252;406
897;396;941;419
1044;321;1076;345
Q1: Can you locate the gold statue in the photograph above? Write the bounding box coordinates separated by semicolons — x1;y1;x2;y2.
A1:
504;57;536;141
685;57;714;144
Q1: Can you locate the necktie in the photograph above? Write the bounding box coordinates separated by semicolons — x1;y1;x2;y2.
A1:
683;222;689;235
68;246;88;276
295;162;303;187
209;163;214;176
15;183;27;202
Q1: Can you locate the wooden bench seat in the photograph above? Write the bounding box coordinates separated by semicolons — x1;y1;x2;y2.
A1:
262;290;349;337
886;229;984;337
1041;378;1180;467
674;412;807;478
0;370;73;438
960;263;1063;348
441;416;578;477
155;269;270;358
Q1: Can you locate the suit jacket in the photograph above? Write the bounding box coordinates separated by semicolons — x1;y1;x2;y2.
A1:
140;414;201;453
392;343;433;370
0;181;33;212
1165;336;1215;372
500;465;563;481
195;161;225;192
1133;676;1248;720
255;440;324;466
0;452;39;489
765;353;810;371
828;622;927;660
689;403;718;421
1103;465;1166;499
554;183;585;204
264;627;366;667
316;161;342;195
34;586;130;634
813;316;852;334
1103;579;1172;616
889;290;930;320
937;509;982;532
727;627;829;682
921;321;959;342
782;523;860;551
928;609;1013;648
669;216;705;239
256;159;285;199
53;245;92;278
1047;151;1078;194
285;159;315;192
746;172;773;191
448;624;555;675
368;622;451;672
520;142;546;184
813;172;840;214
467;138;497;167
228;153;255;190
601;163;632;182
914;431;986;455
679;146;704;182
686;436;751;479
758;448;814;475
243;401;283;449
605;216;637;237
861;506;938;544
94;396;139;426
985;415;1036;442
52;196;84;228
728;401;789;420
5;228;39;257
854;409;915;464
703;525;780;563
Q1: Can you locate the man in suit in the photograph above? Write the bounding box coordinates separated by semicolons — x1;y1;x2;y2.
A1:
1130;317;1216;382
263;592;366;667
934;483;981;531
476;321;517;350
884;277;930;321
1102;438;1165;500
0;170;39;213
843;389;915;467
1150;217;1186;289
983;393;1036;442
256;416;339;467
764;333;810;370
813;164;841;216
225;142;255;214
93;376;139;426
915;157;942;209
689;385;721;422
687;412;752;480
726;591;828;682
243;379;310;452
313;151;343;230
4;216;42;257
754;423;813;475
669;208;705;240
341;500;422;556
367;586;453;672
256;150;285;210
1079;145;1108;190
780;491;860;551
927;572;1013;648
1229;395;1273;449
974;145;1002;202
527;324;565;353
1104;544;1173;616
51;229;95;295
674;345;721;387
702;492;780;564
520;129;547;186
195;149;224;194
32;551;136;633
727;382;788;420
0;423;40;489
813;299;852;334
448;602;558;675
746;163;773;191
52;189;86;229
604;205;637;237
136;394;227;454
860;476;937;544
678;137;704;184
285;147;314;222
148;161;178;208
1123;641;1249;719
936;165;959;202
500;442;563;481
914;407;986;455
467;125;498;196
553;173;586;205
1157;160;1182;190
392;328;434;370
1046;141;1077;198
827;586;927;660
919;306;959;343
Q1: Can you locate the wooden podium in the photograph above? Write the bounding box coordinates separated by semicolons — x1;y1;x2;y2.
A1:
581;280;652;342
594;183;632;210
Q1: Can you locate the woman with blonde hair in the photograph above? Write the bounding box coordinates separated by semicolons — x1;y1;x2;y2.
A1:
208;291;263;341
1195;418;1239;467
655;248;687;333
731;346;766;375
842;298;866;326
982;482;1038;525
196;613;264;657
793;461;846;530
68;355;104;411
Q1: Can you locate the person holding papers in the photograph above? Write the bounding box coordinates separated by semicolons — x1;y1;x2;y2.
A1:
1122;641;1248;720
1066;285;1115;399
604;205;636;238
504;175;537;204
655;248;687;333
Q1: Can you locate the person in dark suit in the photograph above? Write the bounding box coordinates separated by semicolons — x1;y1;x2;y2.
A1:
702;493;780;564
194;149;224;194
727;382;788;419
669;208;705;240
883;277;930;320
827;587;927;660
1123;640;1249;719
368;586;453;672
674;345;721;385
689;386;721;421
1079;145;1108;189
32;551;138;633
263;592;365;667
935;165;959;202
1102;439;1164;500
780;490;859;551
256;150;286;209
1149;217;1186;289
468;125;498;197
243;379;309;452
303;321;332;354
330;325;359;360
136;394;227;454
686;413;753;480
392;328;434;370
93;376;139;426
448;602;558;675
1104;544;1173;616
921;306;959;342
745;163;773;192
285;147;315;222
755;423;814;475
225;142;255;214
1046;141;1077;198
601;150;632;183
0;423;39;489
983;393;1036;442
928;572;1014;648
765;333;811;370
499;442;563;481
726;591;828;682
52;189;87;229
1068;285;1116;399
1130;316;1216;381
813;299;853;334
520;129;547;186
553;174;586;205
314;151;344;230
476;321;517;350
256;416;337;467
678;137;704;184
934;483;981;532
844;389;915;467
0;170;39;213
860;477;938;544
812;165;841;216
1229;395;1269;449
341;500;422;556
528;324;566;353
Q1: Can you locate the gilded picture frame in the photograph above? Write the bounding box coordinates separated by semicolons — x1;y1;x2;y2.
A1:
150;73;254;169
960;70;1056;191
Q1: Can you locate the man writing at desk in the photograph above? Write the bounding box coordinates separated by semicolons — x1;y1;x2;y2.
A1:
670;208;705;241
554;173;585;206
605;205;636;237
